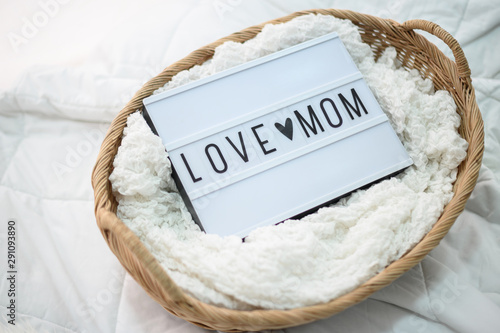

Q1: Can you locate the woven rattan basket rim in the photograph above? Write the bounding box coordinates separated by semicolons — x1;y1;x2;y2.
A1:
92;8;484;332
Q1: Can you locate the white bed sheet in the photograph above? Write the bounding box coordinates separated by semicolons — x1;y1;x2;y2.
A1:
1;0;499;332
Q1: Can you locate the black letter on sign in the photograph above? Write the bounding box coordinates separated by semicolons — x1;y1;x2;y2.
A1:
251;124;277;155
320;98;343;128
181;153;202;183
205;144;228;174
294;105;325;138
226;132;248;163
338;88;368;120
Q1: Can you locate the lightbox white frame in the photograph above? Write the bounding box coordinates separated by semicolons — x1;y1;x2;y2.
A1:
143;32;413;237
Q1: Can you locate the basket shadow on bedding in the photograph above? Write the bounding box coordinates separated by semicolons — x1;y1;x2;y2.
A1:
91;8;484;332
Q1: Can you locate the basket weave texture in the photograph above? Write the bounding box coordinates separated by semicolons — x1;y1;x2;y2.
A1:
92;9;484;332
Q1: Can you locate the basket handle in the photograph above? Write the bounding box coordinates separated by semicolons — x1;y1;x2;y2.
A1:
401;19;471;81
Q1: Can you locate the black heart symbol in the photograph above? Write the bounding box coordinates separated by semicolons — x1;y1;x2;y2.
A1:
275;118;293;141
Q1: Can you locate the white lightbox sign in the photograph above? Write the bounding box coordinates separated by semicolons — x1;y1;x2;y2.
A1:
143;33;413;238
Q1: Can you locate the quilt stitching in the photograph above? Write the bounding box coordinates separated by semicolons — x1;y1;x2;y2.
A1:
417;262;439;322
7;93;123;112
112;272;127;333
0;109;26;185
0;185;95;203
453;0;470;38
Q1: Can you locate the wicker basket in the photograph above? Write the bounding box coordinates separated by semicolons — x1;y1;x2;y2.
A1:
92;9;484;332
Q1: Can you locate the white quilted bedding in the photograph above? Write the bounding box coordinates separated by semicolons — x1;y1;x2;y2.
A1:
1;1;499;332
